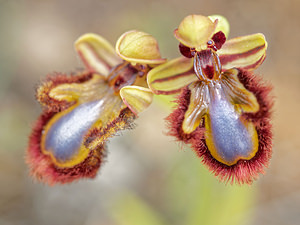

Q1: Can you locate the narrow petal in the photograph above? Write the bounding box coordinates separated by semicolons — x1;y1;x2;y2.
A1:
36;72;93;112
208;15;230;38
120;86;153;115
75;33;121;76
218;33;267;71
87;108;135;150
221;68;259;113
166;86;200;144
182;81;209;134
147;57;197;95
48;74;107;102
174;15;217;50
116;30;166;65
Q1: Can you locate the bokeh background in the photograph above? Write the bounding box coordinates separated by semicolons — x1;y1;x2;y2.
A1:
1;0;299;224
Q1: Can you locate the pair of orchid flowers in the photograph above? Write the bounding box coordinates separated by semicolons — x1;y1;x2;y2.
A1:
27;14;272;185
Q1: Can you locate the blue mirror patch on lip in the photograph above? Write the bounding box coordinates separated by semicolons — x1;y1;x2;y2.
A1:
44;100;105;162
208;96;253;164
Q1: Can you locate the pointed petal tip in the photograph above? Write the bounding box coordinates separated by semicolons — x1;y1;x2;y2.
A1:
256;32;268;49
75;33;100;46
219;33;268;71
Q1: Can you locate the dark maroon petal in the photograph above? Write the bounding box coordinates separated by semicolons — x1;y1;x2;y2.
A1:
179;43;194;58
211;31;226;50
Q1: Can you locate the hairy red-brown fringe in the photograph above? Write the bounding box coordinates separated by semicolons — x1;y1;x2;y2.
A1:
26;111;106;185
240;69;273;122
167;69;273;185
36;71;93;113
85;107;136;146
165;87;202;144
191;117;272;185
26;106;136;185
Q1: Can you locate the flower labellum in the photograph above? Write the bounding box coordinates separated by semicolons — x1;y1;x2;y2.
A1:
147;14;273;184
27;31;165;185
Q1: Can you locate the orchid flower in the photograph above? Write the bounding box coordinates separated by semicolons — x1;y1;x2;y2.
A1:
27;30;166;185
147;15;273;184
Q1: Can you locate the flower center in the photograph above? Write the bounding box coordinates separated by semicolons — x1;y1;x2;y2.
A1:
178;31;226;58
107;62;149;93
194;49;222;81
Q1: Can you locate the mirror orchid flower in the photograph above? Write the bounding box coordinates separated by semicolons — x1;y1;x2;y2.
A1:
27;30;166;185
147;15;273;184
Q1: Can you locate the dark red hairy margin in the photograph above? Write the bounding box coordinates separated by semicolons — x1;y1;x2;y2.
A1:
36;71;93;113
27;108;136;185
166;69;273;185
26;111;105;185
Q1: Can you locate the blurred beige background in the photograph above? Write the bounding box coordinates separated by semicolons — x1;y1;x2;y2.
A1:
0;0;299;225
